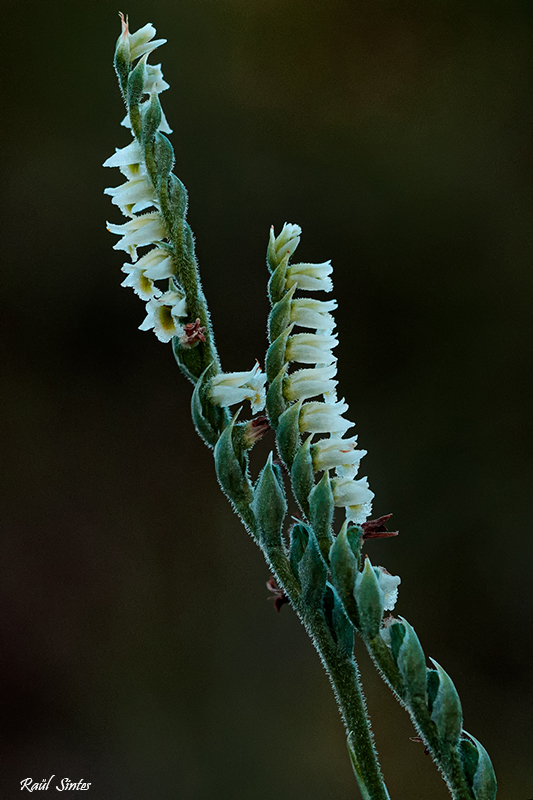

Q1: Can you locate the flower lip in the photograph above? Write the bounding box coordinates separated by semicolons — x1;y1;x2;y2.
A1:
138;289;187;343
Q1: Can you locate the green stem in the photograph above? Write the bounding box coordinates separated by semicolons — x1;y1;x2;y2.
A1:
266;546;390;800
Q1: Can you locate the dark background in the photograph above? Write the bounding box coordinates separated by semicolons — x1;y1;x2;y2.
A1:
1;0;532;797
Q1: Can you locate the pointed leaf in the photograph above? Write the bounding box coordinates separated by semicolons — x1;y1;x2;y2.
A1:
167;174;188;222
153;132;175;181
289;523;310;581
298;530;327;608
429;658;463;746
252;453;287;550
331;585;355;657
127;56;146;109
468;734;497;800
214;412;253;507
114;34;130;99
354;558;384;638
389;621;406;664
459;738;479;788
396;619;427;704
266;365;288;428
190;363;223;447
142;92;162;145
266;325;293;383
268;254;289;305
330;521;357;601
276;401;302;468
269;285;296;342
290;436;315;517
309;472;334;560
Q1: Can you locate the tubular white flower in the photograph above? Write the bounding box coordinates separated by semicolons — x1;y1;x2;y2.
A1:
210;364;267;414
103;140;143;173
332;475;374;509
128;23;167;61
299;399;354;434
285;364;338;402
121;248;175;300
121;264;161;300
332;474;374;524
107;213;166;260
139;289;187;342
286;262;333;293
104;174;157;216
290;298;337;331
285;333;338;365
131;247;175;280
376;568;401;612
144;63;170;94
268;223;301;266
311;437;367;472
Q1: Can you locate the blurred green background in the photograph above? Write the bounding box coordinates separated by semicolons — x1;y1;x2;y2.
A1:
1;0;532;797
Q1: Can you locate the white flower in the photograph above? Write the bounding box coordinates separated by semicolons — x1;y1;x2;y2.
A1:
104;174;157;216
121;248;175;299
103;140;143;178
139;289;187;342
210;364;267;414
311;437;366;472
285;332;338;365
335;463;359;479
290;298;337;331
121;265;161;300
268;223;301;267
284;364;338;402
299;399;354;434
286;261;333;293
144;63;169;94
128;23;167;61
346;500;373;524
130;247;175;279
107;213;166;261
332;476;374;522
355;562;401;612
376;568;401;612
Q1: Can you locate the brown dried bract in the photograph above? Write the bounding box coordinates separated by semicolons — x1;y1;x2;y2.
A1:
266;575;290;612
361;513;399;540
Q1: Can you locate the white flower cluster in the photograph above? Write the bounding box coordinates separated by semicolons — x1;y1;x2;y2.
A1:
104;19;187;344
271;223;374;524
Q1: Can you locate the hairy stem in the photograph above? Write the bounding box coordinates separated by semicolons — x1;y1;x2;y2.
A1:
266;545;390;800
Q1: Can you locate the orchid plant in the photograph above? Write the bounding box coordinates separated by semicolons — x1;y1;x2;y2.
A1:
104;16;497;800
